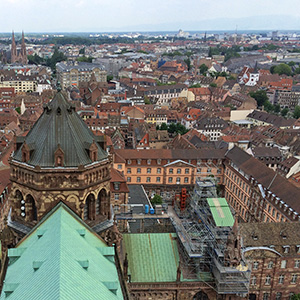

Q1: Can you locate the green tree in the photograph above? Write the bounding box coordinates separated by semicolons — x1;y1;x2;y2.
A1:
107;75;113;82
151;194;162;206
76;56;93;63
281;107;289;117
47;48;67;71
249;90;268;107
294;105;300;119
264;101;274;112
272;63;292;76
184;58;191;71
79;48;85;55
199;64;208;75
288;61;296;67
210;83;217;88
144;96;150;105
189;83;202;88
160;123;168;130
274;104;281;113
291;294;300;300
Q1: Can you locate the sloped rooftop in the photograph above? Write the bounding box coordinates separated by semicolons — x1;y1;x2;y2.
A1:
13;92;107;167
122;233;179;283
0;203;123;300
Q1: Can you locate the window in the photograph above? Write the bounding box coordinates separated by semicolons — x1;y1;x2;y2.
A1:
251;276;256;285
278;274;284;284
127;177;131;182
184;177;188;183
137;168;141;174
147;168;151;174
276;293;282;300
267;261;273;269
176;177;181;184
137;159;141;165
168;177;173;183
146;177;151;183
185;168;189;174
263;293;269;300
295;260;300;268
265;275;271;285
197;168;201;173
157;159;161;165
177;168;181;174
114;182;120;191
291;274;298;284
156;177;161;183
147;159;151;165
127;159;131;165
253;261;259;270
114;193;119;200
117;164;122;170
207;168;211;173
169;168;173;174
137;177;141;183
157;168;161;174
127;168;131;174
281;260;287;269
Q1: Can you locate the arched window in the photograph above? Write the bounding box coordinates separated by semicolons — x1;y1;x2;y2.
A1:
97;189;107;215
26;194;37;221
84;194;96;221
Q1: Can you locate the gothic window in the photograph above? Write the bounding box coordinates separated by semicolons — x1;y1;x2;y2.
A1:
84;194;96;221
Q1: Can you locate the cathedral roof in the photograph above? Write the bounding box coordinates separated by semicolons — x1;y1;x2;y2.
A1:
13;92;107;167
0;203;124;299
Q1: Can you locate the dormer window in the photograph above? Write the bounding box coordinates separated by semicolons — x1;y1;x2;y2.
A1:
114;182;120;191
157;159;161;165
127;159;131;165
137;159;141;165
147;159;151;165
283;246;290;254
54;144;64;167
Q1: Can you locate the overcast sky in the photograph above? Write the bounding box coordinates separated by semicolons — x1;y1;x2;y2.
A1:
1;0;300;32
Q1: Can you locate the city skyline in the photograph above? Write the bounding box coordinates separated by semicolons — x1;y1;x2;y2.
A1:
1;0;300;32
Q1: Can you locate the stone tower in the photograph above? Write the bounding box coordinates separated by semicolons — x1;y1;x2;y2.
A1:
9;92;112;226
11;31;28;64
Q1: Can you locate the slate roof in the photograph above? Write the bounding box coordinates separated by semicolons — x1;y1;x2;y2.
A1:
13;92;107;167
0;203;124;300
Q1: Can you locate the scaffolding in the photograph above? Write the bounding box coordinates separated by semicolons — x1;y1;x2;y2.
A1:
170;177;250;296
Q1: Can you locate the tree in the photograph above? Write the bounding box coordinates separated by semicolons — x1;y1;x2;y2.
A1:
189;83;201;88
274;104;281;113
199;64;208;75
249;90;268;107
294;105;300;119
144;96;150;105
272;63;292;76
281;108;289;117
79;48;85;55
160;123;168;130
107;75;113;82
151;194;162;206
291;294;300;300
288;61;296;67
76;56;93;63
184;58;191;71
210;83;217;88
264;101;274;112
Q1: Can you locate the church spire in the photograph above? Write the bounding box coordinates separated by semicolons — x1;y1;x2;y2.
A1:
21;31;27;64
11;30;17;63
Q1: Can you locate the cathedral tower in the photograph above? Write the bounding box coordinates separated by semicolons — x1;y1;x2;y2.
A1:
9;92;111;226
11;31;27;64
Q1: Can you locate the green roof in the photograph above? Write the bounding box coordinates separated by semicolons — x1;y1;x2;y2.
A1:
207;198;234;227
0;203;123;300
13;92;107;167
123;233;179;283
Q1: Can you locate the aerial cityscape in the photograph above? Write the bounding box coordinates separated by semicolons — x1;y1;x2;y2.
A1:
0;1;300;300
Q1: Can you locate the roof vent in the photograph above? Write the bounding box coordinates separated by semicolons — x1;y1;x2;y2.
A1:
3;283;19;297
8;248;26;265
77;229;86;237
97;247;115;263
37;229;46;239
33;261;44;271
78;260;89;270
103;281;118;295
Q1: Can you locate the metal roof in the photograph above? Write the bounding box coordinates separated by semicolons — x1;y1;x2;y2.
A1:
207;198;234;227
13;92;107;167
1;203;123;300
122;233;180;283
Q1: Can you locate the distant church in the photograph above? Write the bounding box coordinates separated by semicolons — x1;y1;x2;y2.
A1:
11;31;27;64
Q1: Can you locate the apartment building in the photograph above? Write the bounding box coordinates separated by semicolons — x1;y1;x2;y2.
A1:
56;62;107;90
113;149;226;196
240;222;300;300
224;147;300;223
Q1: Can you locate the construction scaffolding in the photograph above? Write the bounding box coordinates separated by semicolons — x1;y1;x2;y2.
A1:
170;177;251;296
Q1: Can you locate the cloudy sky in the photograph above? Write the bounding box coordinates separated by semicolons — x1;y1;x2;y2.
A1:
1;0;300;32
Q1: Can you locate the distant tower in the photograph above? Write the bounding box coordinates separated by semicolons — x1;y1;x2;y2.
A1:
204;32;207;43
11;31;27;64
11;31;17;63
21;31;28;64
